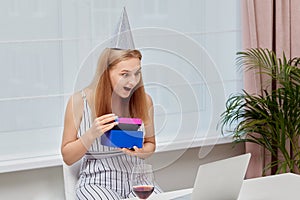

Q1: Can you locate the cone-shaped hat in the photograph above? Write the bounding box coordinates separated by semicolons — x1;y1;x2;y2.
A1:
110;7;135;49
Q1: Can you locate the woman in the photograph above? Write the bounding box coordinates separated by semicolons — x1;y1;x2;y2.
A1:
61;48;160;199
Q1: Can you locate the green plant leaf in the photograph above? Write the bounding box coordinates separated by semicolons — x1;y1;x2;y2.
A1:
219;48;300;175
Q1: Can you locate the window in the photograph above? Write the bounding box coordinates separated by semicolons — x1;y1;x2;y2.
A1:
0;0;241;170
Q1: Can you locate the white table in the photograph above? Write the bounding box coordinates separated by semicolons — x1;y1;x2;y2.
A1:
238;173;300;200
126;173;300;200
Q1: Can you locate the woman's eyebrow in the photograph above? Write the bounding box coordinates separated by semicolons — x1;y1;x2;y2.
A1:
120;66;141;72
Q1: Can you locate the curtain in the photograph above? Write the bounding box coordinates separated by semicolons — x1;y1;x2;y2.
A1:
241;0;300;178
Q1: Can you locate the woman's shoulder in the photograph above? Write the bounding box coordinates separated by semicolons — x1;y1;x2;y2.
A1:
145;93;153;106
66;90;86;119
63;91;86;129
68;91;84;107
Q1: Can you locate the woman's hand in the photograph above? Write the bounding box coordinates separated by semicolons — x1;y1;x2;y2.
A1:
80;113;118;150
120;142;155;159
120;146;141;157
89;113;118;138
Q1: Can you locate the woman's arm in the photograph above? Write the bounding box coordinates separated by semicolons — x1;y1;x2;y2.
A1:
61;93;118;165
61;95;88;165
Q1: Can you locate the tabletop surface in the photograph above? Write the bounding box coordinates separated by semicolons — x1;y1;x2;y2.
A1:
238;173;300;200
126;173;300;200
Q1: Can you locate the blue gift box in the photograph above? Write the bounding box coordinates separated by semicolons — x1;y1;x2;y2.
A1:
101;130;143;148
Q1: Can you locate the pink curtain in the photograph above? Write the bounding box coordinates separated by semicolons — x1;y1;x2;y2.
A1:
241;0;300;178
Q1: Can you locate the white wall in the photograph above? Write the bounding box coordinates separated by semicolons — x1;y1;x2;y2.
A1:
0;0;242;163
0;165;64;200
0;143;244;200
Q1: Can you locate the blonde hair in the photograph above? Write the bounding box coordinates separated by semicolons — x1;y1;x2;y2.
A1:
93;48;148;122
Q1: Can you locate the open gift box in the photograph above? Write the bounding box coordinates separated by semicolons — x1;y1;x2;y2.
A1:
101;118;144;148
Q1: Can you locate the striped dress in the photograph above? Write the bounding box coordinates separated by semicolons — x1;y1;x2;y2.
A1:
76;92;161;199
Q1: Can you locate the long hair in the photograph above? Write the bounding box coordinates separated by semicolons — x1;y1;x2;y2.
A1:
93;48;149;122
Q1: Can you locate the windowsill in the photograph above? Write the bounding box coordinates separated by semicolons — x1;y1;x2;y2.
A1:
0;136;234;173
156;135;234;153
0;154;63;173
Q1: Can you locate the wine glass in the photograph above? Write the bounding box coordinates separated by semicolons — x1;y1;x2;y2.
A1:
131;164;155;199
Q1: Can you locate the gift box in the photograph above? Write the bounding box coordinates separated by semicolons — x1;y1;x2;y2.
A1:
101;130;143;148
101;118;143;148
112;117;142;131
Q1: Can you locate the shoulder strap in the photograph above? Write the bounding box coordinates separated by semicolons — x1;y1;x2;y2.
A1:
81;90;87;100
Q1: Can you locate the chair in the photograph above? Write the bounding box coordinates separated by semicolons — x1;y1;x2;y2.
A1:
62;160;82;200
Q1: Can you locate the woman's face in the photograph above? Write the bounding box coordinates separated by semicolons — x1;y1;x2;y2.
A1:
109;57;142;98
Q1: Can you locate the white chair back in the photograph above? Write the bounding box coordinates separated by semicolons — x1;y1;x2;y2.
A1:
62;160;81;200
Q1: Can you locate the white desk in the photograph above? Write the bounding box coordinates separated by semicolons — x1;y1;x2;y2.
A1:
127;173;300;200
238;173;300;200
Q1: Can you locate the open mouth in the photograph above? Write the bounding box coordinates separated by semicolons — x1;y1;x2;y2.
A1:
123;86;132;92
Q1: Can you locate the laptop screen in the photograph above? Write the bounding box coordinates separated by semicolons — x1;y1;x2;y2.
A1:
169;154;251;200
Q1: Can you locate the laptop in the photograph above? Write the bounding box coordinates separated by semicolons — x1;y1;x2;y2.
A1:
172;153;251;200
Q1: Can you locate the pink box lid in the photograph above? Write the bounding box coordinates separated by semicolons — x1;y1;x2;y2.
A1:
117;117;142;125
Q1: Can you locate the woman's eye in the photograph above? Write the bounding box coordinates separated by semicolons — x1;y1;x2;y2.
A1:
122;73;129;77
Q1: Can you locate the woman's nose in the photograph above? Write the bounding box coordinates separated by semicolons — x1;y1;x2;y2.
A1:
128;75;138;85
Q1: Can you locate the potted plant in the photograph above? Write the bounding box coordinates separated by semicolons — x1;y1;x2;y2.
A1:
219;48;300;175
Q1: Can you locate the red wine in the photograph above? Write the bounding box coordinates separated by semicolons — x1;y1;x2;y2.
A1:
133;185;154;199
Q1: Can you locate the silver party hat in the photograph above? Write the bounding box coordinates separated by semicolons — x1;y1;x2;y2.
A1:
110;7;135;49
